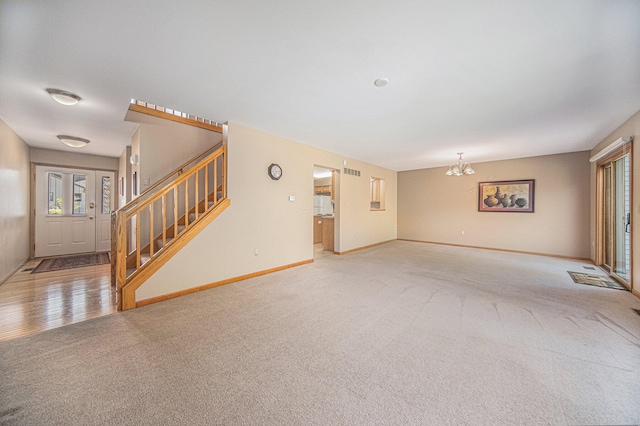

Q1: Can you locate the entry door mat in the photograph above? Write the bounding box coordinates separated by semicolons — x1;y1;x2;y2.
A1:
31;253;110;274
567;271;628;291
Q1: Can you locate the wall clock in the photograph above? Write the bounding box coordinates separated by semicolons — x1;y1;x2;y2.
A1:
268;163;282;180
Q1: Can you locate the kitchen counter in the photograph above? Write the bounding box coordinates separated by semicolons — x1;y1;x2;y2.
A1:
313;215;335;251
322;216;334;252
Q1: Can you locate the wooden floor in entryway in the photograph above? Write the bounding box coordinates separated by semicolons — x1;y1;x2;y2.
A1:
0;259;115;342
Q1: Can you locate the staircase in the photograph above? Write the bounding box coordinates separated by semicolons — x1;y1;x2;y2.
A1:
111;143;229;311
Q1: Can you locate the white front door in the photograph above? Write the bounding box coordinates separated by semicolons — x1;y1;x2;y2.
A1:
35;166;114;257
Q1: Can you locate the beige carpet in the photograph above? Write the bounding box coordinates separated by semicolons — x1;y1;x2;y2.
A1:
1;241;639;425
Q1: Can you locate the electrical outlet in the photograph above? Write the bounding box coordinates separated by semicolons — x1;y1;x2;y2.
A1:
461;231;464;235
254;249;259;256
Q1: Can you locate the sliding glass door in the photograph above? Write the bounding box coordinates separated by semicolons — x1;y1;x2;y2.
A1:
598;150;631;285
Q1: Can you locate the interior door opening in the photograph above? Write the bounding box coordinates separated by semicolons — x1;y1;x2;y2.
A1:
313;166;338;258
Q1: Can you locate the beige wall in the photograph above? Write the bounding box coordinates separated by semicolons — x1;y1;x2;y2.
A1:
124;110;223;191
589;109;640;297
137;123;397;301
118;146;132;208
30;147;118;171
130;127;141;197
0;119;31;283
398;151;591;259
314;177;331;186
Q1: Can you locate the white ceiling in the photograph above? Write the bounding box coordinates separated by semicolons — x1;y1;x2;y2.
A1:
1;0;639;171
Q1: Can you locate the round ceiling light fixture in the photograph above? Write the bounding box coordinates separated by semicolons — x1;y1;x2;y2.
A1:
57;135;90;148
374;77;390;87
46;88;81;106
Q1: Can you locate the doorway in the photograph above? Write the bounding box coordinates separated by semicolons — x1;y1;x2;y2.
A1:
597;145;632;287
35;165;115;257
313;166;338;258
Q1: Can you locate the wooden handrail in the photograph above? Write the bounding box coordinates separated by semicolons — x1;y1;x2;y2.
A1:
112;145;227;311
123;146;224;217
118;142;223;214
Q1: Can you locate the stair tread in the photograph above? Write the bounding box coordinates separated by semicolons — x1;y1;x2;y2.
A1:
156;237;174;250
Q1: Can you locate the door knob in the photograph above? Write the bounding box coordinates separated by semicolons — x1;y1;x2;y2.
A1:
89;217;94;220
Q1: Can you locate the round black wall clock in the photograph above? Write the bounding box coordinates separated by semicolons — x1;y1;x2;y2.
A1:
268;163;282;180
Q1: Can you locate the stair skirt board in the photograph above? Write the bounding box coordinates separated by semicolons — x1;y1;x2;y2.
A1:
136;259;314;308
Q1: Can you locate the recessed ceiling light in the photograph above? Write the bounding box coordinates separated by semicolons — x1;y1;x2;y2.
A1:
57;135;90;148
46;88;81;106
374;78;389;87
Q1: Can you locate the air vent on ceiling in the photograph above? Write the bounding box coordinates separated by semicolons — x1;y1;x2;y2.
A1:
344;168;361;177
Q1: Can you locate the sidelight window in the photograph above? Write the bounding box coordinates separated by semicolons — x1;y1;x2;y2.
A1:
101;176;111;214
73;174;87;214
47;172;63;214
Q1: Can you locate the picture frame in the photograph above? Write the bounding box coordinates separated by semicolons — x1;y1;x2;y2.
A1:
478;180;534;213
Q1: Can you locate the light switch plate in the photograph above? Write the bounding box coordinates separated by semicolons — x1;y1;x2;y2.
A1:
289;195;295;201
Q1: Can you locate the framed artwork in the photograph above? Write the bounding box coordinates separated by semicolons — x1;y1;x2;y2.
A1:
478;180;534;213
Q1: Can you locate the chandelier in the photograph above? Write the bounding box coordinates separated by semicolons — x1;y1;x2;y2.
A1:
445;152;475;176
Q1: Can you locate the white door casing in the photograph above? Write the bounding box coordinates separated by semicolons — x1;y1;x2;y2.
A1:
35;166;115;257
95;171;115;252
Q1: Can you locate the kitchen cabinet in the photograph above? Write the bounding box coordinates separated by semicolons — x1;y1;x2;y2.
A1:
313;216;323;244
314;185;331;195
322;217;334;252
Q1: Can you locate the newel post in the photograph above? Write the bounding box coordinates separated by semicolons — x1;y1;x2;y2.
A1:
114;211;128;311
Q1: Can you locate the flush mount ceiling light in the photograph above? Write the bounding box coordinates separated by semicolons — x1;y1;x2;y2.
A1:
46;88;81;106
374;77;389;87
445;152;475;176
57;135;90;148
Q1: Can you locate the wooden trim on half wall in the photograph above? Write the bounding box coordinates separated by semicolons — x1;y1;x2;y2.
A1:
128;104;223;133
135;259;314;308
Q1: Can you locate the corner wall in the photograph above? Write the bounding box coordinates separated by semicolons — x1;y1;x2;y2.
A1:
398;151;591;259
118;146;132;208
136;123;397;302
0;119;30;283
589;109;640;297
125;110;223;191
